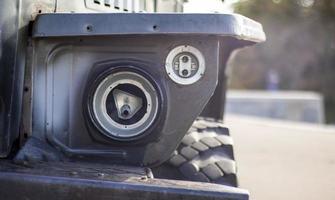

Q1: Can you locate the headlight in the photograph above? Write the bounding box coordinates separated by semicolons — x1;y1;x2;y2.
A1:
89;70;159;140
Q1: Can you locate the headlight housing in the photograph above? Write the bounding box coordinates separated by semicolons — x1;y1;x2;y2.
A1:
19;13;265;166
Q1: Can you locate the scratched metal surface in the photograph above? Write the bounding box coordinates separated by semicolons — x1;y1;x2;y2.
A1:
0;161;248;200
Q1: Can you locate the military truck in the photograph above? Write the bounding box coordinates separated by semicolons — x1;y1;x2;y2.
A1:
0;0;265;199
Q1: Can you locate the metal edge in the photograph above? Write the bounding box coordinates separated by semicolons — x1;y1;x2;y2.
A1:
0;171;249;200
32;13;265;43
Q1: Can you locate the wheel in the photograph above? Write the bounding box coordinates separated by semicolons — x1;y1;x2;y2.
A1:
153;117;238;187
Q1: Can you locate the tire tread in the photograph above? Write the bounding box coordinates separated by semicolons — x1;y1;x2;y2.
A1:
168;118;238;187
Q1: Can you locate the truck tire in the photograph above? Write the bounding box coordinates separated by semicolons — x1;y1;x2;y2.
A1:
168;118;238;187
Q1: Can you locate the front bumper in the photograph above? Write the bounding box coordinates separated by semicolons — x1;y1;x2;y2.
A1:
0;161;248;200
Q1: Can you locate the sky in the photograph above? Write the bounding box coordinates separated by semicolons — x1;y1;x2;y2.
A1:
183;0;239;13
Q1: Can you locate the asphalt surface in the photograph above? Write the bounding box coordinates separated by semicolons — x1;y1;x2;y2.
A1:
225;115;335;200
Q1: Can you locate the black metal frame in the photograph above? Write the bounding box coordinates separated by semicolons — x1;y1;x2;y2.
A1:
0;161;249;200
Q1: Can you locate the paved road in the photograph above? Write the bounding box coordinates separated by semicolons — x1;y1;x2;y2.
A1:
225;115;335;200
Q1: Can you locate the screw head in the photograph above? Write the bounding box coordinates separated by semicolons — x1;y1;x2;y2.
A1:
182;56;189;63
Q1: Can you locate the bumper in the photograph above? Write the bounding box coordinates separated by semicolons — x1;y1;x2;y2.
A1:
0;161;249;200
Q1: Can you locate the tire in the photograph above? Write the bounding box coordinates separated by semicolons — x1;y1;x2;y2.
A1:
154;117;238;187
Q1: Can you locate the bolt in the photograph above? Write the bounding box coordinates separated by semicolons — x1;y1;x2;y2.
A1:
70;171;78;176
86;25;93;32
123;109;129;116
120;105;131;118
182;56;189;63
182;69;189;76
22;161;29;166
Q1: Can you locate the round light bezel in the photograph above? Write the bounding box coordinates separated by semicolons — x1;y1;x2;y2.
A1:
165;45;205;85
92;71;159;139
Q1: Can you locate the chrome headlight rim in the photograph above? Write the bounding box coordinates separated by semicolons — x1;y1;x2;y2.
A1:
165;45;206;85
87;66;161;141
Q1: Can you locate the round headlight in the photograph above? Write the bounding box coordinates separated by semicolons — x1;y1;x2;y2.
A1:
91;71;159;140
165;45;205;85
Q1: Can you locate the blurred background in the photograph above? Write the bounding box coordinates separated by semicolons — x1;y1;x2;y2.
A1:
150;1;335;200
230;0;335;124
